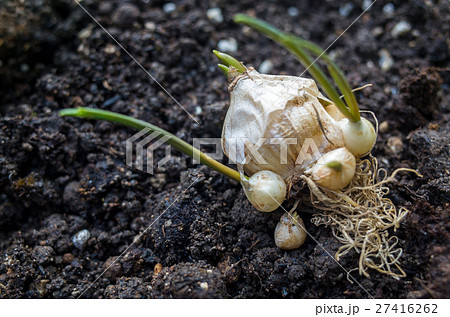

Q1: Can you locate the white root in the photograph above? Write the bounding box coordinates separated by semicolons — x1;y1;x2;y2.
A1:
300;156;420;279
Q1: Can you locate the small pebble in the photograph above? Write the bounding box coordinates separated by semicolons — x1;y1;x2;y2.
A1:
371;26;384;37
382;3;395;15
339;3;354;17
378;49;394;72
391;21;412;38
163;3;176;14
72;229;91;249
199;282;209;291
104;44;117;55
379;121;389;133
78;27;92;40
77;43;90;56
287;7;299;17
195;106;202;115
22;142;33;152
387;136;403;155
362;0;373;10
145;21;156;31
217;38;238;53
380;157;390;167
206;8;223;23
258;59;274;74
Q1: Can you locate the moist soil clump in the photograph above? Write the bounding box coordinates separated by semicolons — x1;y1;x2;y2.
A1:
0;0;449;298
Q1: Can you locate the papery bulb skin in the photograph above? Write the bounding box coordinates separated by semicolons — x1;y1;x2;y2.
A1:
310;147;356;190
274;213;307;250
243;170;286;212
340;117;377;157
221;69;345;180
324;103;345;121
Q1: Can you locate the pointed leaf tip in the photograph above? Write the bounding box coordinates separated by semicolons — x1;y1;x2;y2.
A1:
212;50;246;74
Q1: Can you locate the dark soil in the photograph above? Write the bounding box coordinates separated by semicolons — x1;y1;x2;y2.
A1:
0;0;449;298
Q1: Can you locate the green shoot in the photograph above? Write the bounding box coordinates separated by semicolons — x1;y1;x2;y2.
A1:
233;14;361;122
217;64;230;76
326;161;343;172
213;50;246;74
59;107;242;182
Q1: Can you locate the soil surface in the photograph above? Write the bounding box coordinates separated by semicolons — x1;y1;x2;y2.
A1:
0;0;449;298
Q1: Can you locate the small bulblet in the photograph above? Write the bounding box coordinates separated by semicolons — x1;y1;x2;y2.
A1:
242;170;286;212
339;117;377;157
274;213;307;250
222;69;344;180
309;147;356;190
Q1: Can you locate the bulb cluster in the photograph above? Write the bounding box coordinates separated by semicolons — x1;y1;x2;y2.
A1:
219;68;377;251
222;70;377;212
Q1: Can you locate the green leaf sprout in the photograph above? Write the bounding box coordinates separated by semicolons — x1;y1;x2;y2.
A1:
60;107;242;182
233;14;360;122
